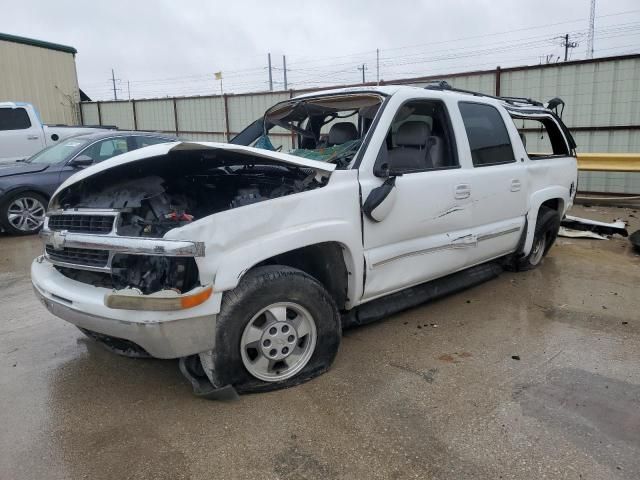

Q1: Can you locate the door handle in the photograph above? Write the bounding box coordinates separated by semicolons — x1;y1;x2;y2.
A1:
454;183;471;199
27;135;40;140
510;179;522;192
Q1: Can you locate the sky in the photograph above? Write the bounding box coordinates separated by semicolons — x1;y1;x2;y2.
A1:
2;0;639;100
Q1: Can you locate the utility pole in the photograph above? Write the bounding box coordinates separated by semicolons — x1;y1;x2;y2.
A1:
376;49;380;85
111;69;118;101
357;64;367;84
561;34;579;61
587;0;596;59
283;55;288;90
267;53;273;91
127;80;131;100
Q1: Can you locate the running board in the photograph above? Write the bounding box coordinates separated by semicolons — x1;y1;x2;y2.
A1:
344;262;503;328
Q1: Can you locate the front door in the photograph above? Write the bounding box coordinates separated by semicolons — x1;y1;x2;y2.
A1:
359;99;473;301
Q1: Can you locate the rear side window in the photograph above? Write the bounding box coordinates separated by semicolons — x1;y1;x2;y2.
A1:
459;102;515;167
511;117;570;158
0;107;31;130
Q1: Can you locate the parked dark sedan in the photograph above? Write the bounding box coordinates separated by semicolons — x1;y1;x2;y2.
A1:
0;131;177;235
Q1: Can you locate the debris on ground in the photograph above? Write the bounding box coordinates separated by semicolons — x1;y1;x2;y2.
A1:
559;215;629;239
558;227;608;240
511;355;521;360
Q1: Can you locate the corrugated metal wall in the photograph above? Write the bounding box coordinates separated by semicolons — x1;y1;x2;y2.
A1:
80;54;640;193
0;39;81;124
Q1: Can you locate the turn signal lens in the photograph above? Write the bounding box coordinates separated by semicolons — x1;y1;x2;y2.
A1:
105;285;213;311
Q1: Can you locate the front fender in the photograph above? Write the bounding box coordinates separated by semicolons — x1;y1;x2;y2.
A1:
164;170;364;308
523;186;568;255
213;220;361;299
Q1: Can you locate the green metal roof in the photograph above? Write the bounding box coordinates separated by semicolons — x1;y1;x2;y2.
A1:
0;32;77;54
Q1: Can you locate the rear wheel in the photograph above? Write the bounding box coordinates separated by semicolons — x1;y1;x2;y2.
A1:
516;206;560;271
200;266;341;394
0;191;47;235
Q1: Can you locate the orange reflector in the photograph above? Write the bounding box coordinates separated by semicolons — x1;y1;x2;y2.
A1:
181;285;213;309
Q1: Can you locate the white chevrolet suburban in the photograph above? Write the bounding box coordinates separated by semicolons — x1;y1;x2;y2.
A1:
0;102;110;164
31;84;577;398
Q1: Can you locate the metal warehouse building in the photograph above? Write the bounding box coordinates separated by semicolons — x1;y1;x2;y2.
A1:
0;32;81;125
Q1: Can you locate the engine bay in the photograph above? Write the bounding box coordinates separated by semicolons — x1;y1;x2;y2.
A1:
52;149;330;237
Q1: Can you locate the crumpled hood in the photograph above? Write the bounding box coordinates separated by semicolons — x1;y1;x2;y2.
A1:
53;141;336;199
0;162;48;178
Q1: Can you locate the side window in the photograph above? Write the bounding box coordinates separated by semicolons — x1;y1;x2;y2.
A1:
512;117;570;158
459;102;515;167
0;107;32;131
80;138;130;163
135;136;171;148
377;100;458;174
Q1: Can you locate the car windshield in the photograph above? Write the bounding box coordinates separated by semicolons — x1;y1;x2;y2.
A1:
244;93;384;169
27;137;90;164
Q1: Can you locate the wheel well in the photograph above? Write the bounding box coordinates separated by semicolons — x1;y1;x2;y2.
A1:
254;242;349;310
2;187;49;204
540;198;564;216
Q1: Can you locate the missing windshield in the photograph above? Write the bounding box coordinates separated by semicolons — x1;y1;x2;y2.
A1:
254;93;384;168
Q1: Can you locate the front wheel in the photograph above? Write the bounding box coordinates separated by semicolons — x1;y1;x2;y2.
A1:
200;266;341;394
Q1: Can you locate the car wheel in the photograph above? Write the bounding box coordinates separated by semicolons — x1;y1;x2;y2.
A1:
0;191;47;235
200;265;341;394
516;206;560;271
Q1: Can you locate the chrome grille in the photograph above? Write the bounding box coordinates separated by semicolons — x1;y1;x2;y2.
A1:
45;245;109;268
48;214;115;234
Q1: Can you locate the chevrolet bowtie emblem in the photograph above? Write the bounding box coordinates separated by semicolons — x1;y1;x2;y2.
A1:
50;230;67;251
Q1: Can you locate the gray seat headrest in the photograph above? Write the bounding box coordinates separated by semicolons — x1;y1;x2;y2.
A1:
328;122;358;145
396;121;431;147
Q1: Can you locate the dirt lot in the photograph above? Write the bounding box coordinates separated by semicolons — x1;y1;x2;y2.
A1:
1;204;639;480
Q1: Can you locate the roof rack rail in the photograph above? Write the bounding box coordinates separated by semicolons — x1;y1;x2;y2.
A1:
423;81;543;107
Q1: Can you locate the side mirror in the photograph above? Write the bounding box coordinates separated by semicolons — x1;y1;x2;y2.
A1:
68;155;93;167
362;177;398;222
373;161;404;179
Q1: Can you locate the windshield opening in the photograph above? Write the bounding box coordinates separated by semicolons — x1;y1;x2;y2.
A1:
251;93;383;169
28;138;89;164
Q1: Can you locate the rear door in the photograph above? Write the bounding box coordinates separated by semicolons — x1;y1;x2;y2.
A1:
0;106;44;161
457;102;527;264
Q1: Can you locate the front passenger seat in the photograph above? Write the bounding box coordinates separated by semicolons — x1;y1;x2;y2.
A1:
388;121;432;171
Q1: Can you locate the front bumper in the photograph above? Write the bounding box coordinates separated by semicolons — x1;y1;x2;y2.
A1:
31;257;221;358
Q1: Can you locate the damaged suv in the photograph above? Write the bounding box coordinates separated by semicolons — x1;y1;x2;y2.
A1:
31;84;577;397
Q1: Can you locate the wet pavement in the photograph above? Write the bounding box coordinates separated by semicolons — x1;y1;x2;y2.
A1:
1;204;639;480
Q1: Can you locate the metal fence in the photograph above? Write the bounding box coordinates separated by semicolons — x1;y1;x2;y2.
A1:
81;54;640;194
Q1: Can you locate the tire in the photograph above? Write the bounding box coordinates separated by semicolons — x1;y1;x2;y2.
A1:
516;206;560;271
0;191;47;235
201;265;341;394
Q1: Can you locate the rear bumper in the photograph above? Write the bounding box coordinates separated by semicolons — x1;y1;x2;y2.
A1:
31;257;221;358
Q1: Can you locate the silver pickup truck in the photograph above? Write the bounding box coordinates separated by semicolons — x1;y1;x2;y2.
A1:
31;84;577;398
